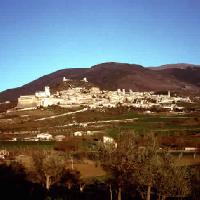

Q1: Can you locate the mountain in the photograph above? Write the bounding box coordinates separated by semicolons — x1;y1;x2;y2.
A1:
149;63;200;70
0;62;199;102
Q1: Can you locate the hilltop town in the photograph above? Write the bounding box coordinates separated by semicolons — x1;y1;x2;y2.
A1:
0;76;199;145
17;76;192;112
1;0;200;198
0;75;200;200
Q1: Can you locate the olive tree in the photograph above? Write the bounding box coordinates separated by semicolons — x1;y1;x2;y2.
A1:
136;136;191;200
136;135;160;200
30;150;66;190
98;133;141;200
98;133;191;200
156;162;191;200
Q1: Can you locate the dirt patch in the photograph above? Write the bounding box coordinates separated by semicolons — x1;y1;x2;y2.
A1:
74;160;106;178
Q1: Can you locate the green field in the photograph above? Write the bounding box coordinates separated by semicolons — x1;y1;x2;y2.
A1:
0;141;55;150
0;106;200;148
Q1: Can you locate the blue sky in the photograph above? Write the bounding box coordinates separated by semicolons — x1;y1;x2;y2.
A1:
0;0;200;91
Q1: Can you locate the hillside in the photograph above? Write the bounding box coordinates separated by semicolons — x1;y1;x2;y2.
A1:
149;63;200;70
0;62;200;102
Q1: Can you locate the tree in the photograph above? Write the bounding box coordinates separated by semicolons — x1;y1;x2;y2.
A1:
0;162;34;199
30;151;66;190
98;133;140;200
98;133;191;200
59;168;80;190
156;163;191;200
189;165;200;200
136;135;161;200
136;135;191;200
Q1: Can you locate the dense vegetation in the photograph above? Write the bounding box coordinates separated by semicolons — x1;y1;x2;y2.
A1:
0;104;200;199
0;134;199;200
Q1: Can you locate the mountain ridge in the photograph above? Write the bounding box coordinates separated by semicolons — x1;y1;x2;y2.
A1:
0;62;199;102
149;63;200;70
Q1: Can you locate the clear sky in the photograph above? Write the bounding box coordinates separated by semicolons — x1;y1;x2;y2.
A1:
0;0;200;92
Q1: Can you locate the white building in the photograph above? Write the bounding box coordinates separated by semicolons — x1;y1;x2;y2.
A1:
54;135;66;141
63;77;70;82
37;133;53;140
82;77;88;82
103;136;117;148
17;95;38;108
35;86;51;98
73;131;83;136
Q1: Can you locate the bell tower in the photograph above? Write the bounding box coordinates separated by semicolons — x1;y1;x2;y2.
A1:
45;86;50;97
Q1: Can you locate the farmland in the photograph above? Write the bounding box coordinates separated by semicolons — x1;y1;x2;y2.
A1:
0;97;200;200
